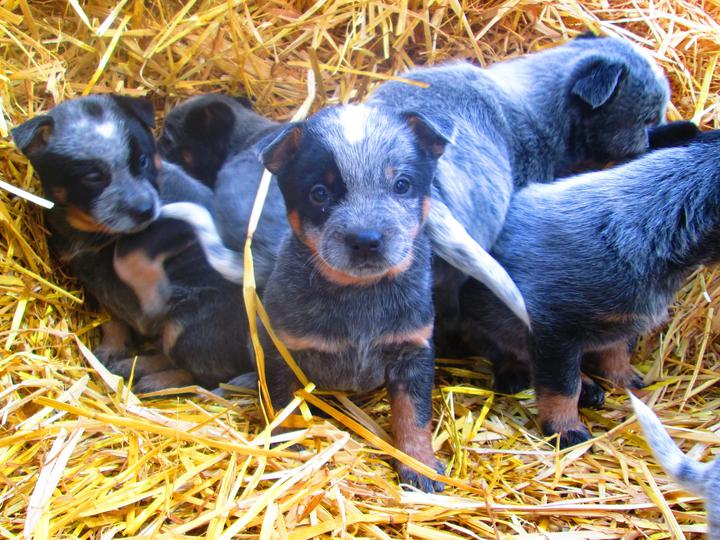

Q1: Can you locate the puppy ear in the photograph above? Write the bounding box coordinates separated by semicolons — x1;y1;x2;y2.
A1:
185;101;235;137
11;115;55;156
256;123;304;174
402;112;449;158
571;58;624;109
111;94;156;129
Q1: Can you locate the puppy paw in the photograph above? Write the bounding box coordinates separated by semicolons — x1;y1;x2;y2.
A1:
626;373;645;390
132;368;194;393
396;459;445;493
542;422;592;449
493;367;531;394
579;376;605;408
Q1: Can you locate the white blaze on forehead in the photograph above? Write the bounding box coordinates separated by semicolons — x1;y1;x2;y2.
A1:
95;121;117;139
338;104;371;144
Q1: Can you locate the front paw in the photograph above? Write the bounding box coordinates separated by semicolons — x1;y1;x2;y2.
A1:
542;421;592;449
493;366;531;394
396;459;445;493
579;375;605;408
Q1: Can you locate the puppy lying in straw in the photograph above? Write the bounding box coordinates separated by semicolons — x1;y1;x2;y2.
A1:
368;33;670;355
629;393;720;539
12;95;260;391
459;126;715;447
158;94;280;188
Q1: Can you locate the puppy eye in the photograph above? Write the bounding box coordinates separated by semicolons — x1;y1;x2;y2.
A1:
139;154;151;169
309;184;329;205
393;177;411;194
81;171;107;186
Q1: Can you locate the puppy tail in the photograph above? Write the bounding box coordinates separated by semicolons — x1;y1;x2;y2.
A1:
425;200;531;329
629;392;710;496
160;202;244;284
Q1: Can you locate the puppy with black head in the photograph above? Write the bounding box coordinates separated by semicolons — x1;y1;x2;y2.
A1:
158;94;280;187
459;127;719;447
368;34;671;356
12;95;257;391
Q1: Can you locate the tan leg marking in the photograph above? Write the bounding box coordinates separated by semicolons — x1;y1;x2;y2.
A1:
583;342;637;387
95;319;132;361
113;250;170;317
536;390;583;434
134;368;195;393
161;320;183;356
390;390;436;468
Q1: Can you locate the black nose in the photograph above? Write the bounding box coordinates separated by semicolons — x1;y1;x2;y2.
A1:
345;229;383;256
129;198;156;222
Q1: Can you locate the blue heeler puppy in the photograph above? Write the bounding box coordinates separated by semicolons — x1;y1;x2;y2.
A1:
158;94;280;188
11;95;259;391
165;104;457;491
368;34;670;354
629;393;720;539
459;129;720;447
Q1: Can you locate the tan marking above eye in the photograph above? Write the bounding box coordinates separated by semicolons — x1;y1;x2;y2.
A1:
324;169;336;184
182;149;193;166
385;166;397;180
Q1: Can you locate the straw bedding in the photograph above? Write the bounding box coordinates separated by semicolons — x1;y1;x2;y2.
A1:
1;1;719;538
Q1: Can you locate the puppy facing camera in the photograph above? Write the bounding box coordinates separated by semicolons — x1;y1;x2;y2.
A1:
12;94;160;235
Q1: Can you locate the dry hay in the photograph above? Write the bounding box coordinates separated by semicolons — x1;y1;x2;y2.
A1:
1;1;720;538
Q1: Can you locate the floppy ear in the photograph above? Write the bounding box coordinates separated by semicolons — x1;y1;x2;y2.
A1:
185;101;235;138
256;122;304;174
111;94;156;129
571;58;624;109
402;112;450;158
11;115;55;156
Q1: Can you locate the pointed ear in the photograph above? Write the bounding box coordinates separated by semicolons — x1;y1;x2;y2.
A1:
571;58;624;109
255;123;304;174
185;101;235;137
402;112;449;158
11;115;55;156
111;94;156;129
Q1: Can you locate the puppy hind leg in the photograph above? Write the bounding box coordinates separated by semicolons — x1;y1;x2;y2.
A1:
386;345;444;493
532;337;591;448
583;339;643;389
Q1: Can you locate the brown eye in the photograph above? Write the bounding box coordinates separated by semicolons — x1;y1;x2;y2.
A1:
310;184;329;205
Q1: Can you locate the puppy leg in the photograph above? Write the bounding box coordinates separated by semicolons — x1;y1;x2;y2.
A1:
113;219;196;317
94;319;134;364
386;345;444;493
133;369;195;393
532;337;591;448
583;340;643;389
106;353;176;380
579;372;605;408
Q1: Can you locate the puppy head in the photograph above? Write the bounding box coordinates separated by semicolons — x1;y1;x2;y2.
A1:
12;94;160;234
158;94;253;187
569;40;670;162
258;104;447;283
